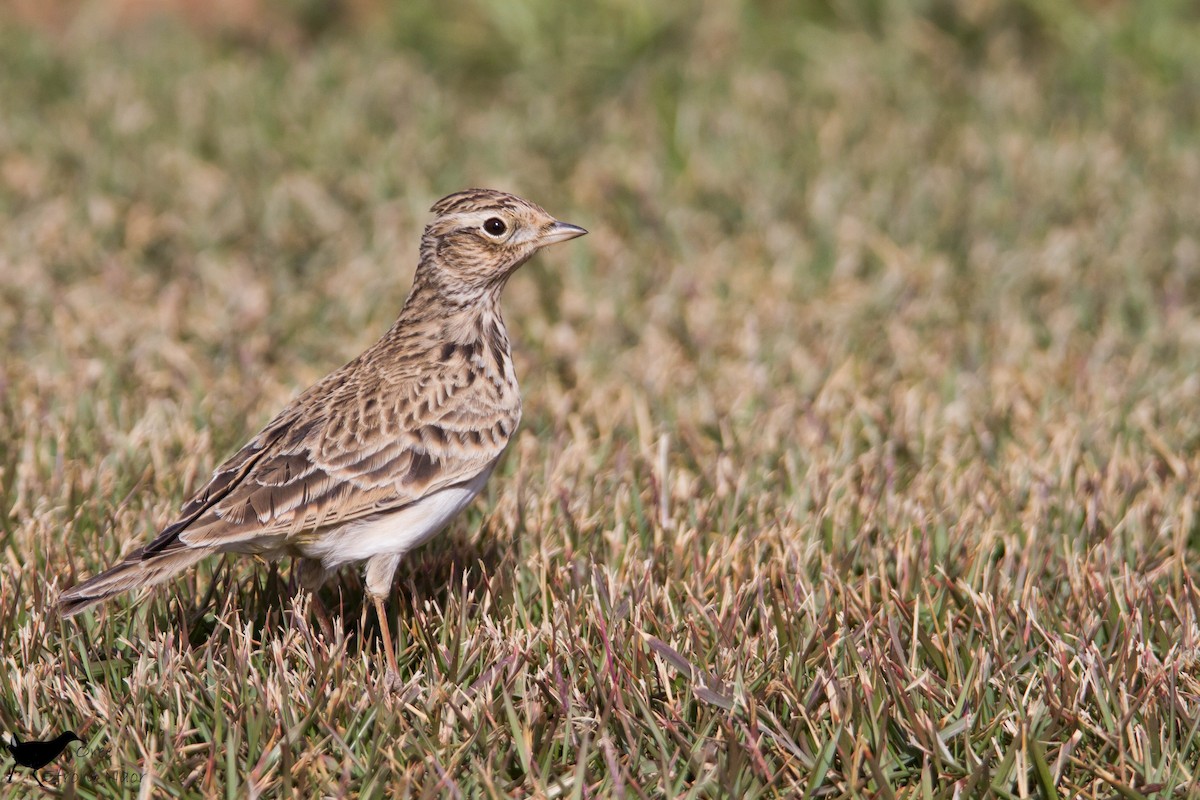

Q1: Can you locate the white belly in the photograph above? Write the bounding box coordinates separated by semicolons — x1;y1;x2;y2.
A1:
302;464;494;569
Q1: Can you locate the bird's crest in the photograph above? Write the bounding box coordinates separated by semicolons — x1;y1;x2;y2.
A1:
430;188;536;217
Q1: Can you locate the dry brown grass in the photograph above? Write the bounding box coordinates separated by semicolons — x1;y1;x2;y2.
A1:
2;1;1200;797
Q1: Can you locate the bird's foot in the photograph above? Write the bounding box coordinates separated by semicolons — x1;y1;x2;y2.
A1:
383;668;404;694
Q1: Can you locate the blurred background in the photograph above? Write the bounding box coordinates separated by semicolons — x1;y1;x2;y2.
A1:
2;0;1200;795
4;0;1198;461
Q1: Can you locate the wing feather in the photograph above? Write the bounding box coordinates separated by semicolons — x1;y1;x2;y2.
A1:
150;338;518;553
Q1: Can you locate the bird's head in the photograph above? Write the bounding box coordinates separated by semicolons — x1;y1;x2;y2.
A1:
419;188;586;298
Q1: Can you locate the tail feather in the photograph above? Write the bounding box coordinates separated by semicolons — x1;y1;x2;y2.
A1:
59;546;215;616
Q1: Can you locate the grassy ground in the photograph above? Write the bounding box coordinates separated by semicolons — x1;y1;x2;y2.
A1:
2;0;1200;796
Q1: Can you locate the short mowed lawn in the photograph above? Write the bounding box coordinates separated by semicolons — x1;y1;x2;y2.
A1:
1;1;1199;797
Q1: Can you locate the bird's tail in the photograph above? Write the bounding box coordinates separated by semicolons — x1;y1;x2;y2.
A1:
59;546;216;617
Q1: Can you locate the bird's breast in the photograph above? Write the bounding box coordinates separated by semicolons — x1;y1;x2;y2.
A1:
300;461;497;568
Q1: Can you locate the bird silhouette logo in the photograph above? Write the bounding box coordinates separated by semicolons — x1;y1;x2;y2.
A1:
4;730;83;788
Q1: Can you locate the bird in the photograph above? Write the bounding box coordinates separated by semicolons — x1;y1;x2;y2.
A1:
5;731;83;788
59;188;587;684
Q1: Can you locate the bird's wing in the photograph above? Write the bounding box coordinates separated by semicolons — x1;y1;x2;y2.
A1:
142;342;518;554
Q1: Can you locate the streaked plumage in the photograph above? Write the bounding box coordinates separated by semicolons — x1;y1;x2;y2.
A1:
59;188;586;681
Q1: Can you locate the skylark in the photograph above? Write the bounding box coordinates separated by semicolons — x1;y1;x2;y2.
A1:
60;188;587;681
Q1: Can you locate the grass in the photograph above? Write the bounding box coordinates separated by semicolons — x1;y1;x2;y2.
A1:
2;0;1200;796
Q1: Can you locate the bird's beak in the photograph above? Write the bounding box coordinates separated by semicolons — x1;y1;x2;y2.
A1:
539;220;588;246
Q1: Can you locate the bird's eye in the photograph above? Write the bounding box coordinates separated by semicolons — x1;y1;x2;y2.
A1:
483;218;508;237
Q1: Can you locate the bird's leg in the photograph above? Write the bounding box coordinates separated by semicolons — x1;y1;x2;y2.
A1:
7;764;14;782
35;771;48;789
296;558;328;594
372;594;401;687
364;553;403;692
373;593;400;676
296;558;334;635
